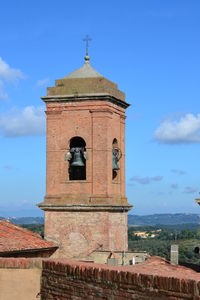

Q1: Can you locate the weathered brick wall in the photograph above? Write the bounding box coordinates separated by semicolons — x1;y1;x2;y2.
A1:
40;260;200;300
44;100;127;203
41;98;130;259
47;77;125;102
45;210;128;259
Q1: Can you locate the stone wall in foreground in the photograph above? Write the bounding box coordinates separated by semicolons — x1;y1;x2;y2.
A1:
41;259;200;300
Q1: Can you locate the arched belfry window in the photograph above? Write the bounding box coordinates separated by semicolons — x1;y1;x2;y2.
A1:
68;136;86;180
112;138;121;180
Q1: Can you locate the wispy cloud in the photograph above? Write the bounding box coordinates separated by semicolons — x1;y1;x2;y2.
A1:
2;165;19;171
130;175;163;185
36;78;49;88
184;186;198;194
0;106;45;137
171;183;179;190
0;57;25;83
171;169;186;175
154;113;200;144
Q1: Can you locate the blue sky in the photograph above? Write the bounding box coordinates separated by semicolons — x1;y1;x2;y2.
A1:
0;0;200;217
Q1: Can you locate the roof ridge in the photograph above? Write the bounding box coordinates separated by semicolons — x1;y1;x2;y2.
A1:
64;60;103;79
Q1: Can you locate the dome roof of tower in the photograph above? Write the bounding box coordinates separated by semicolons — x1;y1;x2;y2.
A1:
64;56;102;79
42;55;129;108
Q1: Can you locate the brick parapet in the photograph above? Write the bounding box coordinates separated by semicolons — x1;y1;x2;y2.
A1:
0;258;43;269
40;259;200;299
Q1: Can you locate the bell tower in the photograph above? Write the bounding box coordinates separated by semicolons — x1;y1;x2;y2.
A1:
38;53;132;259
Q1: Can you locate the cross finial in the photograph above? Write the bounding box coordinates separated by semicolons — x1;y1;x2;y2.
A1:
83;35;92;60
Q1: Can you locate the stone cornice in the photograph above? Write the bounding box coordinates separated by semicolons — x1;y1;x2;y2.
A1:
41;93;130;109
38;203;133;212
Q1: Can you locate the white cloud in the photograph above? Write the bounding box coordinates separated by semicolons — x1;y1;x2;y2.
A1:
0;80;8;100
154;113;200;144
36;78;49;87
0;106;45;137
130;175;163;185
0;57;25;100
0;57;25;82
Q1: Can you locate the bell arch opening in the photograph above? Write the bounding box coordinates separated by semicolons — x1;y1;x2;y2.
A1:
112;138;119;180
112;138;118;148
69;136;86;181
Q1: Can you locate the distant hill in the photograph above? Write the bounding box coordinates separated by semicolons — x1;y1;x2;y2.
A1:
6;217;44;225
128;214;200;226
0;214;200;226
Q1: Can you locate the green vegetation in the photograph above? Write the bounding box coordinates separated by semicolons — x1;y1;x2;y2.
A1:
10;217;44;225
19;221;200;265
21;224;44;238
128;224;200;265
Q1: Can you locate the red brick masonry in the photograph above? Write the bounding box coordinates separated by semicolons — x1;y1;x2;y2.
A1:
39;73;132;258
40;257;200;299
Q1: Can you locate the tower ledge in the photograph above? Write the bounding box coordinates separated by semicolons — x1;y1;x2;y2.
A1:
41;93;129;109
38;203;132;212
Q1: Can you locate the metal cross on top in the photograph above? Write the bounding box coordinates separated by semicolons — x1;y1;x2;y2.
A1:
83;35;92;56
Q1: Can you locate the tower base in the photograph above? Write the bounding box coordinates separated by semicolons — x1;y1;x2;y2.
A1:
38;204;132;259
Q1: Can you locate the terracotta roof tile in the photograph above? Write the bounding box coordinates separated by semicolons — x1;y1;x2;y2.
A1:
0;220;56;253
128;256;200;281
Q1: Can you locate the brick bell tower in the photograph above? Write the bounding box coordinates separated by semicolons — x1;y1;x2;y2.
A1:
38;50;132;259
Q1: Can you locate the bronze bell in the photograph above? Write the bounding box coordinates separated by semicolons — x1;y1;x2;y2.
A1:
112;148;120;171
70;147;85;167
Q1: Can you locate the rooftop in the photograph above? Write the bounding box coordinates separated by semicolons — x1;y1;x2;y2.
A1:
43;55;127;105
64;56;102;79
128;256;200;281
55;256;200;281
0;220;56;254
